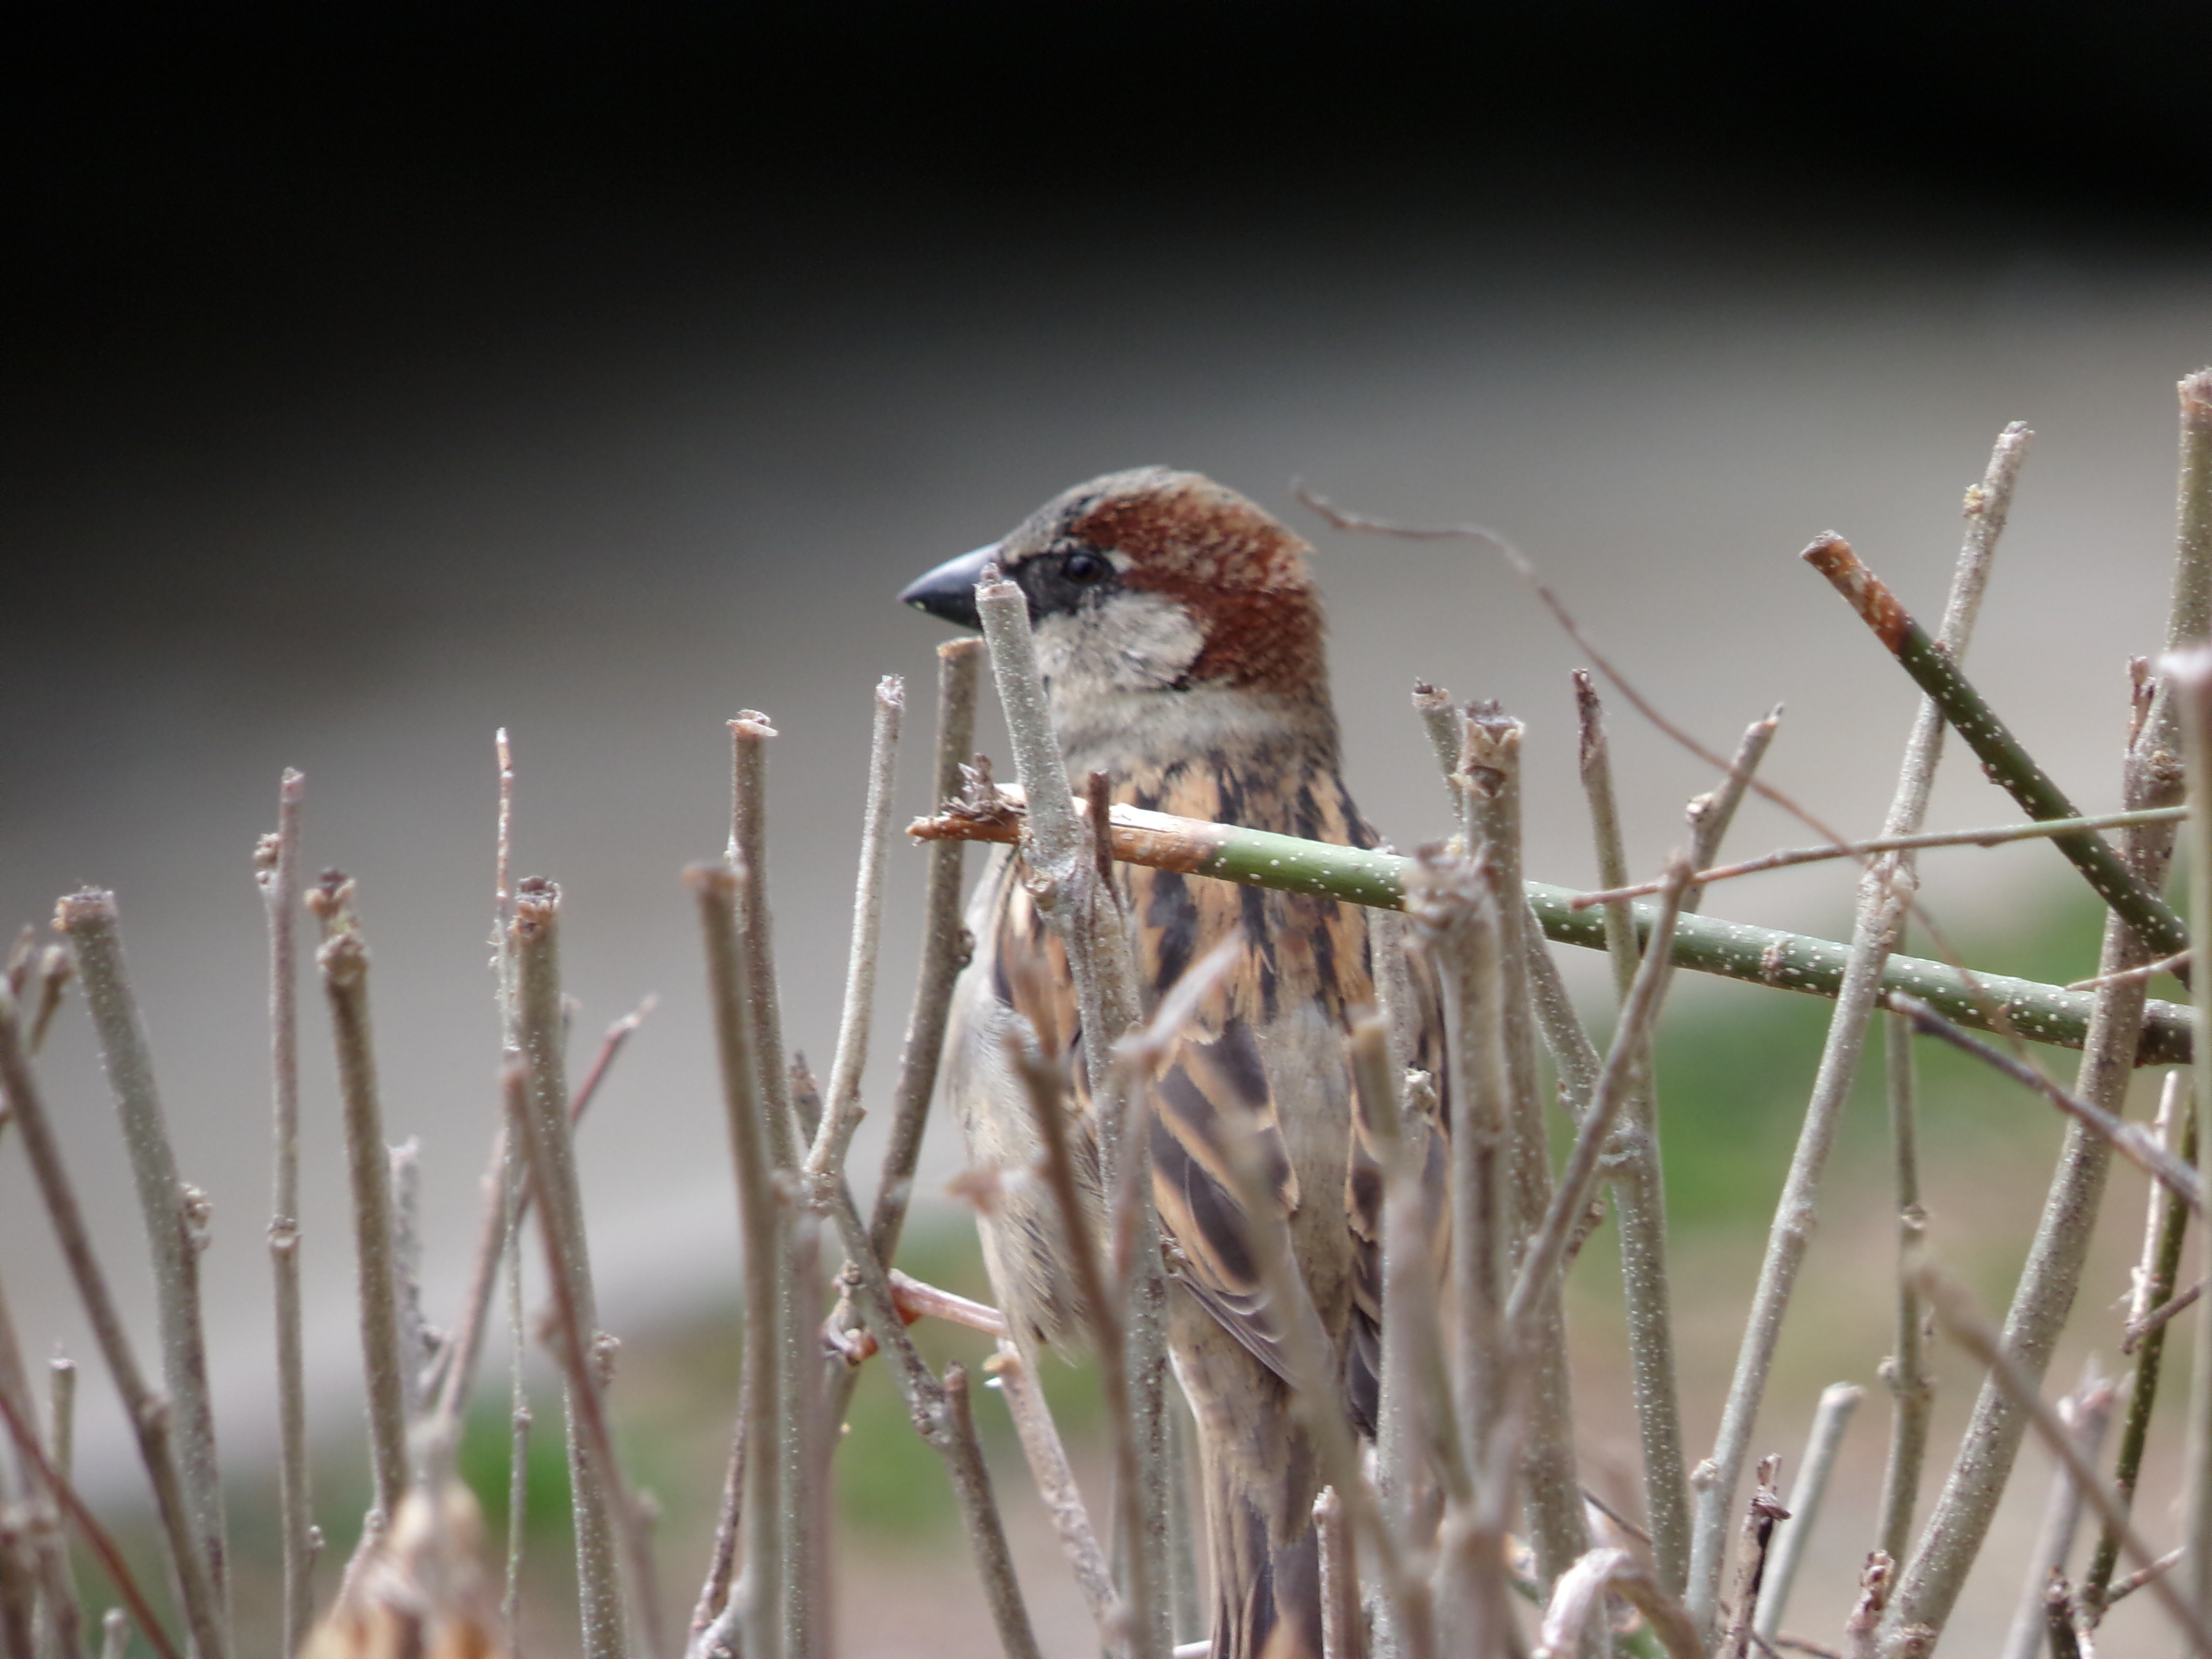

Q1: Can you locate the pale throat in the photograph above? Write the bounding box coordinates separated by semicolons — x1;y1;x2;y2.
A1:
1031;593;1337;779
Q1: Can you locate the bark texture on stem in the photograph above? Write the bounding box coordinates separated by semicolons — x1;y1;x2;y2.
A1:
1691;429;2021;1636
512;880;629;1659
309;877;411;1530
255;770;315;1656
56;891;229;1620
974;572;1169;1659
1885;400;2202;1650
1462;708;1590;1603
0;990;226;1659
691;864;785;1659
1875;1012;1932;1571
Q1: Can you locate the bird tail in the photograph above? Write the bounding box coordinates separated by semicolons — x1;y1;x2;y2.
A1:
1194;1370;1336;1659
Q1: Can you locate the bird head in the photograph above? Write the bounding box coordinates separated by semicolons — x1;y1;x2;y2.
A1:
900;469;1335;764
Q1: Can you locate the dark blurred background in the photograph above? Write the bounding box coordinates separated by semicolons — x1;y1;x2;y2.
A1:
5;6;2211;1653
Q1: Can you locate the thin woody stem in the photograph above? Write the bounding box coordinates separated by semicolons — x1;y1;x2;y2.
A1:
1575;805;2189;909
56;891;230;1620
975;571;1169;1659
1692;428;2020;1638
867;639;983;1265
1754;1384;1864;1645
0;989;226;1659
990;1341;1121;1640
1463;707;1590;1601
912;794;2194;1066
1353;1014;1442;1659
308;876;411;1528
254;768;315;1657
2179;643;2212;1633
1874;1012;1931;1571
1889;392;2204;1649
804;675;904;1184
690;863;786;1659
1887;995;2201;1209
2084;1075;2196;1612
0;1266;83;1659
508;1061;663;1659
433;997;653;1435
1914;1263;2211;1651
1803;534;2188;970
814;1142;1043;1658
0;1384;180;1659
513;879;631;1659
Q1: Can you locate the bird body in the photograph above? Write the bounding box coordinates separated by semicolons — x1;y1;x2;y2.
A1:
904;469;1406;1659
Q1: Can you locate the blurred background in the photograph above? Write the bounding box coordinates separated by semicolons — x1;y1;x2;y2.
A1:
5;6;2211;1653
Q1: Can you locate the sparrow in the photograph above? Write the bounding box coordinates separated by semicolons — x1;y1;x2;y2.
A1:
902;467;1431;1659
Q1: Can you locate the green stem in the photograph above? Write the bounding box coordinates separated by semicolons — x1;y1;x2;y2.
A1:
917;803;2195;1061
2083;1091;2197;1613
1803;536;2189;969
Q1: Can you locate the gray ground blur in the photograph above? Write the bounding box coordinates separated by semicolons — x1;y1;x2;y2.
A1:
3;196;2208;1649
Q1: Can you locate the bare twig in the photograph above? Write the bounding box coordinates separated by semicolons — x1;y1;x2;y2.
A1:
1722;1457;1788;1659
1803;535;2188;969
975;569;1169;1659
812;1132;1043;1657
691;862;786;1659
866;638;983;1265
689;1413;743;1654
1413;681;1469;840
1314;1487;1357;1659
989;1341;1121;1639
2068;948;2192;992
729;712;799;1153
1754;1385;1862;1646
1575;806;2189;910
1533;1549;1702;1659
0;1272;82;1659
2000;1365;2115;1659
389;1140;428;1422
1463;707;1590;1599
1410;847;1518;1655
1572;674;1715;1596
1914;1261;2211;1651
2178;636;2212;1632
1691;430;2020;1636
0;1387;179;1659
0;991;224;1659
2124;1277;2198;1353
1353;1014;1444;1659
1843;1554;1891;1659
803;676;905;1186
254;768;316;1655
512;880;632;1659
431;995;655;1433
507;1061;659;1659
1888;400;2201;1647
56;890;229;1617
1887;995;2201;1210
1008;1035;1158;1656
2100;1546;2182;1608
1505;858;1693;1337
911;793;2194;1065
1874;1013;1931;1570
308;875;412;1526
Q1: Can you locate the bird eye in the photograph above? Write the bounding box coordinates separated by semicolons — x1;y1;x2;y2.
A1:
1062;550;1108;585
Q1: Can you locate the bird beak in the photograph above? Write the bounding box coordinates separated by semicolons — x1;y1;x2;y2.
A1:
898;543;1002;629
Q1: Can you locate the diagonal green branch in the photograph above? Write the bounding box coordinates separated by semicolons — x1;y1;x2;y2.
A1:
1802;535;2189;970
912;794;2193;1065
